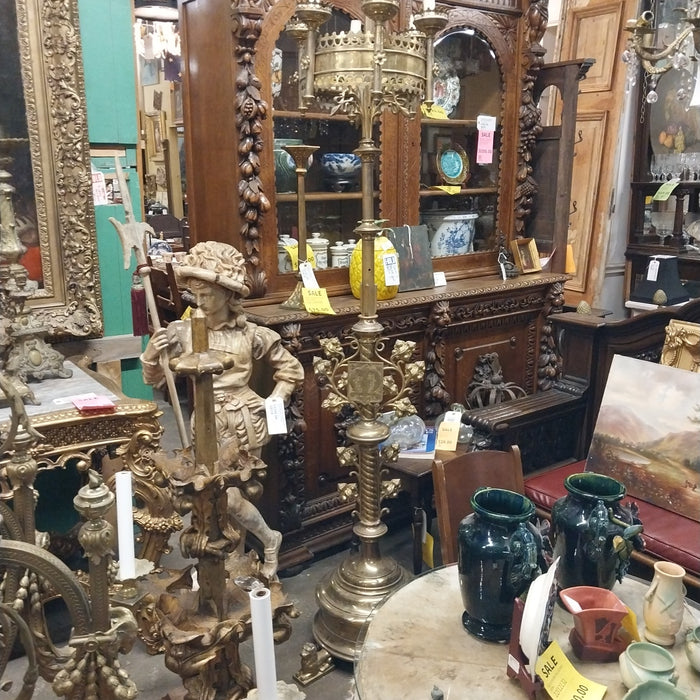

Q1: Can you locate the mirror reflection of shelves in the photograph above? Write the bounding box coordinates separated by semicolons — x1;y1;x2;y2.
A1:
418;28;502;259
271;7;379;275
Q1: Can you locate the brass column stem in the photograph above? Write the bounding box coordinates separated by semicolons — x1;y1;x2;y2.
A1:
73;472;116;633
281;144;320;310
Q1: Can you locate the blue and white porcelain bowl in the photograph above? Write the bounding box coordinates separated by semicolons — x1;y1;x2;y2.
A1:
320;153;361;191
421;210;478;257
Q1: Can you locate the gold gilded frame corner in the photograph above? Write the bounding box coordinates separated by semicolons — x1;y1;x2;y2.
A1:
661;319;700;373
10;0;102;338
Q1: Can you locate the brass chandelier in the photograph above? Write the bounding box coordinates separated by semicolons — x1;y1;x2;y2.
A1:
623;0;700;106
287;0;446;660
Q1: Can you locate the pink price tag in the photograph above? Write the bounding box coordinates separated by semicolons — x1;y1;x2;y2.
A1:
476;130;494;164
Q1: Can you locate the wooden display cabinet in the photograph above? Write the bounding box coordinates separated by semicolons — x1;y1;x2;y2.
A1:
625;0;700;301
179;0;581;566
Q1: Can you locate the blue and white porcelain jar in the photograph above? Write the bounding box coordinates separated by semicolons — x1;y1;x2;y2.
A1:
421;211;479;256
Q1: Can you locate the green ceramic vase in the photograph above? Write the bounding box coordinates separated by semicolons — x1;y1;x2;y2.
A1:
457;487;540;641
551;472;643;590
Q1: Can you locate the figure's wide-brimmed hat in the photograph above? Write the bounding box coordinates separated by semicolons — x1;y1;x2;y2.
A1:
175;241;250;298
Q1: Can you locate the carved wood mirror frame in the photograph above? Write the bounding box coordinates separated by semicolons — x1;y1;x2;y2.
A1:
2;0;102;338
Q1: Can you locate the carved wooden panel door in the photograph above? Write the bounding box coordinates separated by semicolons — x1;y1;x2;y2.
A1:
555;0;637;307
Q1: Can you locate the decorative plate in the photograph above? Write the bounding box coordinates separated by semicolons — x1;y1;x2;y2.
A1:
433;73;461;117
436;143;469;185
271;48;283;100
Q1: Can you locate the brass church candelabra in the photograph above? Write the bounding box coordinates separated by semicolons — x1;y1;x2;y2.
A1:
290;0;446;660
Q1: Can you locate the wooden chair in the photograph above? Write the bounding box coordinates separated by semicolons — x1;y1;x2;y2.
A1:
147;259;187;330
432;444;525;565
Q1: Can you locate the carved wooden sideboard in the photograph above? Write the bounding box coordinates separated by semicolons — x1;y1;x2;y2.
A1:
249;273;567;567
178;0;584;566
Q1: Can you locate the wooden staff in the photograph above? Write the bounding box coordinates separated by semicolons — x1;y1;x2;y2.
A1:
108;158;190;448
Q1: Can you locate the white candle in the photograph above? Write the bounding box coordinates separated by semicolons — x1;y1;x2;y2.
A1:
115;470;136;580
350;19;362;33
250;588;278;700
424;0;436;11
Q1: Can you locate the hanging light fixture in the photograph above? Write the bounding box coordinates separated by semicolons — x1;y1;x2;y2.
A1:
134;0;178;22
622;0;700;106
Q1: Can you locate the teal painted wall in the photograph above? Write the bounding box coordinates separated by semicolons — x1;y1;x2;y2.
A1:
78;0;151;400
79;0;138;144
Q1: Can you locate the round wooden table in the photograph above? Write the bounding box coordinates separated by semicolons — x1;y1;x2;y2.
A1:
354;566;700;699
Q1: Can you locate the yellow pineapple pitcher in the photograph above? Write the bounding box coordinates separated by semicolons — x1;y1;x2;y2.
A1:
349;232;399;300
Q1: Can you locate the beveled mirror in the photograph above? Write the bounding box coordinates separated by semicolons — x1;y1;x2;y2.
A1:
0;0;102;338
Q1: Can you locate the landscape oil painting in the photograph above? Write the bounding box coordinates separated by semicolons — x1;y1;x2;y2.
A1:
585;355;700;522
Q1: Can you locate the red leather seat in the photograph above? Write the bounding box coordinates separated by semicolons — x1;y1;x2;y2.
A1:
525;461;700;580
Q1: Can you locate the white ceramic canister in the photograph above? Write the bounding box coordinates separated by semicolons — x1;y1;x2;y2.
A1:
330;241;349;268
308;231;329;269
277;234;295;273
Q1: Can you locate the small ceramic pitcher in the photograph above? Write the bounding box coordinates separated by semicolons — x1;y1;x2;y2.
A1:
643;561;686;646
618;641;679;689
685;625;700;672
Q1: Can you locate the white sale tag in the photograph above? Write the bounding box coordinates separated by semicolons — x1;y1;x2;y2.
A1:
444;410;462;424
383;253;400;286
264;396;288;435
299;261;319;289
477;114;497;131
647;258;660;282
433;271;447;287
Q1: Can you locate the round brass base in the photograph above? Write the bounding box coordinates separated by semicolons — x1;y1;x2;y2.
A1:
312;550;409;661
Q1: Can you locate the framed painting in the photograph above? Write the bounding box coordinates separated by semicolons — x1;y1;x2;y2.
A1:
386;225;434;292
585;355;700;521
145;112;165;158
510;237;541;274
1;0;101;337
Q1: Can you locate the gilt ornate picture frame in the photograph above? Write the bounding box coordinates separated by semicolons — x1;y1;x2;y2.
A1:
1;0;102;338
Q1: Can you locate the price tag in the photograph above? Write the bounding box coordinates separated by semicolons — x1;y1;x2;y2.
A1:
476;115;497;165
477;114;497;131
433;271;447;287
647;258;660;281
91;168;109;205
284;243;316;270
264;396;287;435
299;261;319;289
431;185;461;195
653;178;680;201
421;103;449;119
536;641;606;700
383;253;400;286
436;410;461;451
302;287;336;315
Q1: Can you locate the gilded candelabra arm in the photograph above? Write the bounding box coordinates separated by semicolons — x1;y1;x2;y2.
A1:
626;19;700;72
382;339;425;417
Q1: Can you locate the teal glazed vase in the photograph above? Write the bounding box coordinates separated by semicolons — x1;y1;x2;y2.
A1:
457;487;540;642
551;472;643;591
